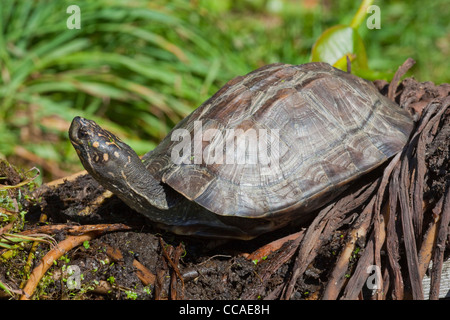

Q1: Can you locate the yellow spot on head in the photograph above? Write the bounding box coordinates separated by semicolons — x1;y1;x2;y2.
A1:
114;151;120;158
93;141;99;148
103;153;109;162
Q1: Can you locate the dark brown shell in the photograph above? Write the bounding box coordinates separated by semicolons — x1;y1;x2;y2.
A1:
143;62;413;219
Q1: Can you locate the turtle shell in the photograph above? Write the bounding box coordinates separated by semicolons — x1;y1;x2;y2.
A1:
142;62;413;219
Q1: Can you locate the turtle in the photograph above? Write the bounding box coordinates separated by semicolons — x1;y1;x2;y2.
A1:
69;62;414;240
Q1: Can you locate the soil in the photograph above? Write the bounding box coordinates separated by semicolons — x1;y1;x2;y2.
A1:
0;76;449;300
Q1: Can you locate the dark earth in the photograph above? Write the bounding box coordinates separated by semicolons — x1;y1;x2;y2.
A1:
0;76;449;300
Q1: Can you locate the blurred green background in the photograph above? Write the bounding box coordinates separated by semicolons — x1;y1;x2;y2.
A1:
0;0;448;183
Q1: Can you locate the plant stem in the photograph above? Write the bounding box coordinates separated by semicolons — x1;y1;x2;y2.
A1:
350;0;375;29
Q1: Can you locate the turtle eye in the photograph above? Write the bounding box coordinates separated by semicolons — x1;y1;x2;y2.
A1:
77;127;89;140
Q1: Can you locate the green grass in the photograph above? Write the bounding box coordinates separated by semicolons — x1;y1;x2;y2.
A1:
0;0;448;180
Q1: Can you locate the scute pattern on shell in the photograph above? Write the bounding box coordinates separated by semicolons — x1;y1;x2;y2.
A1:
143;62;413;219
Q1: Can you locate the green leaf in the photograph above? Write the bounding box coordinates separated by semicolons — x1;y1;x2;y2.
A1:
310;24;368;72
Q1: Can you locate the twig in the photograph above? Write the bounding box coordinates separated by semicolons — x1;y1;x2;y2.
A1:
322;197;375;300
158;237;185;298
429;183;450;300
245;230;304;262
418;196;443;279
0;222;14;235
19;223;131;236
0;233;56;250
282;206;330;299
385;169;404;299
387;58;416;101
372;152;404;299
0;167;40;190
133;259;156;286
44;170;87;188
0;207;17;216
398;148;423;299
104;243;156;286
170;243;185;300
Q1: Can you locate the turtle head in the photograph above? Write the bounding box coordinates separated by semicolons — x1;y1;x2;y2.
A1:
69;116;140;182
69;116;170;211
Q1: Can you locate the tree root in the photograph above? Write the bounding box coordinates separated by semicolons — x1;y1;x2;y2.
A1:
19;223;131;300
